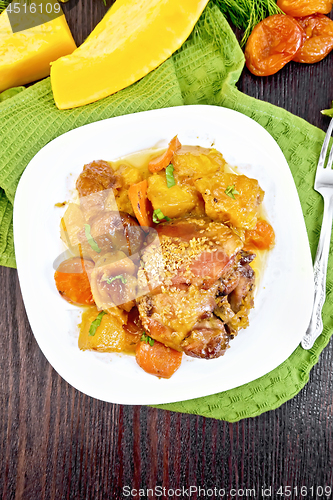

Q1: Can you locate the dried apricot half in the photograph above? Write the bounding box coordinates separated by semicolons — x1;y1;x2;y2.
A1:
135;340;182;379
293;14;333;63
245;15;305;76
277;0;332;17
54;257;95;305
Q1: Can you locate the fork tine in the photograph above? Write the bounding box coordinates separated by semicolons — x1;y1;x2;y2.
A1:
327;139;333;170
319;117;333;169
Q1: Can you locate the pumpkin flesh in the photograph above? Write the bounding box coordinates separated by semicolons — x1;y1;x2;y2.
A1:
0;9;76;93
50;0;209;109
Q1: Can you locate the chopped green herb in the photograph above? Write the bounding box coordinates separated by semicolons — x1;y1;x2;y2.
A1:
321;101;333;117
166;164;176;188
84;224;101;253
89;311;107;336
104;274;127;285
152;209;170;224
141;333;155;346
224;185;239;200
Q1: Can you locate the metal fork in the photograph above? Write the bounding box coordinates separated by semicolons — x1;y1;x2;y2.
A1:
302;118;333;349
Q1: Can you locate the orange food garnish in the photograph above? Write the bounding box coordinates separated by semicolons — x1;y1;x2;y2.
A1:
128;179;153;229
54;257;95;305
244;219;275;251
135;338;182;378
148;136;181;173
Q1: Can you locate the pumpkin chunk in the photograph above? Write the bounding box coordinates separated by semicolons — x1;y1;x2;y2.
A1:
173;147;226;182
195;172;264;230
78;306;138;353
147;174;197;218
0;9;76;93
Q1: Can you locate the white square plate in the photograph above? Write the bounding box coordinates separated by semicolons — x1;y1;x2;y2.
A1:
14;105;314;405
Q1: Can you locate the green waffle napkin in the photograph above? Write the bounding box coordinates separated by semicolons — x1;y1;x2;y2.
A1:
0;3;331;421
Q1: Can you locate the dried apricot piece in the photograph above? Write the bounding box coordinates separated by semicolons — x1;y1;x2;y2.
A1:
277;0;332;17
244;219;275;251
54;257;95;305
245;15;305;76
293;14;333;63
135;339;182;378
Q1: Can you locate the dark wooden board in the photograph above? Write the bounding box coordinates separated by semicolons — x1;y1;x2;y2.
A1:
1;2;333;498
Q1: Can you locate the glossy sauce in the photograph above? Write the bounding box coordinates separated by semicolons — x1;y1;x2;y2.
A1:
77;145;273;352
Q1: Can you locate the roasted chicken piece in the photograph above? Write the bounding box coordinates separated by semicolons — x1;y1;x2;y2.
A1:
76;160;121;221
154;217;243;288
137;285;219;351
76;160;119;197
65;161;145;262
76;211;144;264
182;317;230;359
90;251;139;312
88;211;143;257
136;217;255;359
229;264;255;313
214;253;256;334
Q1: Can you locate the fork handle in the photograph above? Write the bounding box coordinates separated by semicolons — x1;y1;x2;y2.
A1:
302;194;333;349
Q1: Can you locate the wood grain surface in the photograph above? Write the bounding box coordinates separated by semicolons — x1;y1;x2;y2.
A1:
1;2;333;499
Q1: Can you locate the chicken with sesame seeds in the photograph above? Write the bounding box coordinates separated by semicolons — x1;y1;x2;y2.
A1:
136;217;256;359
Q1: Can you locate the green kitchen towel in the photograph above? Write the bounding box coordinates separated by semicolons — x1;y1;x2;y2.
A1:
0;3;330;421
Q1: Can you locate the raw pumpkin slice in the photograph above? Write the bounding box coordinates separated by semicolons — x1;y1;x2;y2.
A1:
0;7;76;93
50;0;209;110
